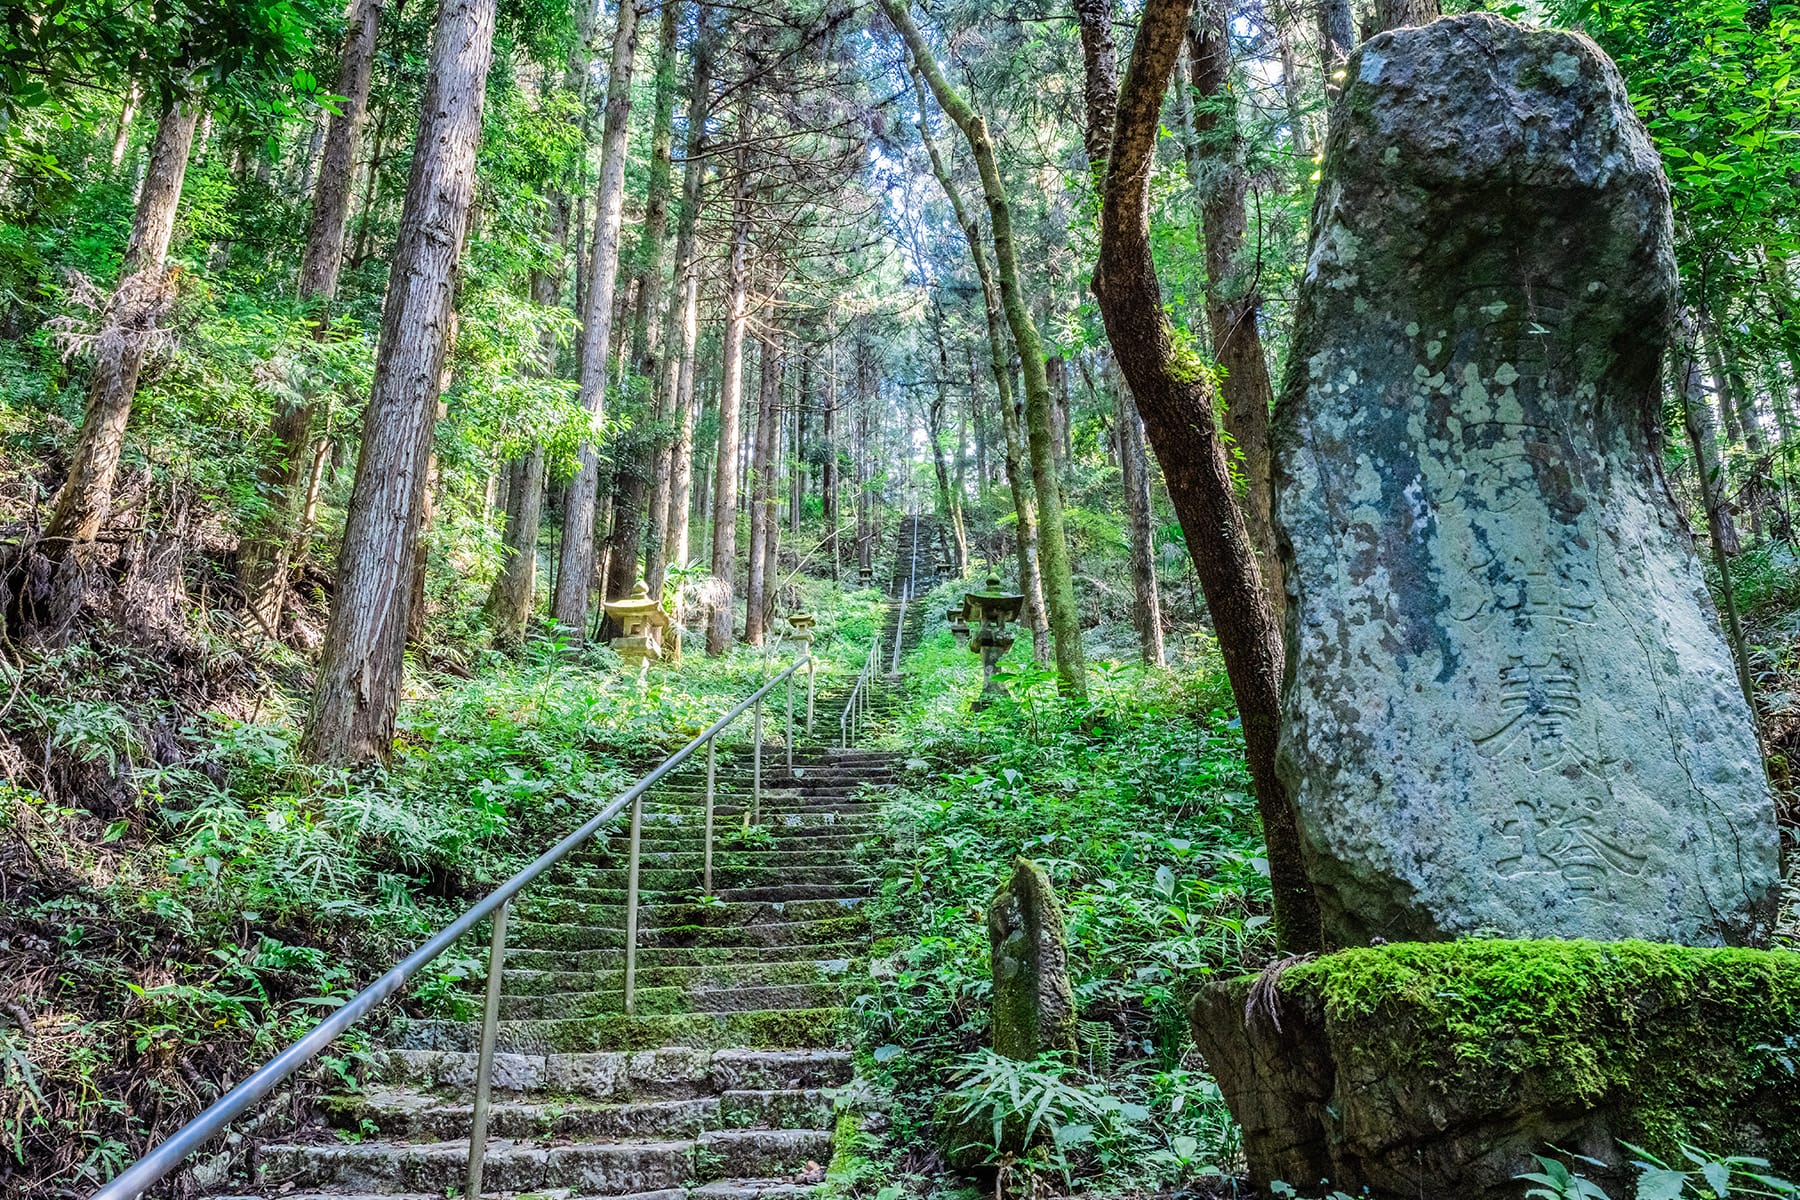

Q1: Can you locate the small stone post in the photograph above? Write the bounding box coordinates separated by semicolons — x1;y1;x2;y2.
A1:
987;857;1076;1061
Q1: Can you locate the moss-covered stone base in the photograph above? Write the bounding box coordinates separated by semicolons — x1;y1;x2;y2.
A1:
1190;940;1800;1200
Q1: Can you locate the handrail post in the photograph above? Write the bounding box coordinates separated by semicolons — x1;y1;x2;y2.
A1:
786;668;795;772
623;792;643;1015
704;735;716;894
806;656;816;734
465;897;510;1200
752;694;763;826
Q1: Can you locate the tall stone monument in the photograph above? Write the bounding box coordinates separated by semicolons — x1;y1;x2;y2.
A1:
1275;14;1778;947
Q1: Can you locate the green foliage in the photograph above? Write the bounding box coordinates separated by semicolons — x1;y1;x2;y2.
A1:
850;603;1265;1193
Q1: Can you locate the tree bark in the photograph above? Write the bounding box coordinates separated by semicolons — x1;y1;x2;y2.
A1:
1317;0;1356;101
1373;0;1440;31
45;97;201;550
552;0;640;637
923;298;970;574
238;0;383;631
707;124;753;655
745;320;781;645
882;0;1086;696
910;71;1049;661
1186;5;1283;623
1092;0;1320;952
300;0;497;764
1117;380;1165;665
1678;316;1755;709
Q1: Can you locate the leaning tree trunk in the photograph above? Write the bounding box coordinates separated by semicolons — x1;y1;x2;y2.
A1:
707;127;753;656
883;0;1086;696
45;97;201;551
1187;4;1283;622
239;0;383;632
1092;0;1320;952
299;0;497;765
552;0;640;638
909;72;1050;662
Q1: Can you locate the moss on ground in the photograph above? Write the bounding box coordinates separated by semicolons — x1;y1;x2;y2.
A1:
1280;938;1800;1164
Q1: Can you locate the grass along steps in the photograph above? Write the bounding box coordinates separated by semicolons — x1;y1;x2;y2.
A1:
217;576;912;1200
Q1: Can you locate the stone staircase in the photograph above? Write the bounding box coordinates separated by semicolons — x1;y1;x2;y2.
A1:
214;539;935;1200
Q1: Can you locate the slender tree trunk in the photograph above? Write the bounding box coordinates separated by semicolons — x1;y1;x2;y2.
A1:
883;0;1086;696
482;249;561;645
823;333;839;567
1373;0;1439;30
300;0;497;764
109;85;138;171
1318;0;1356;101
925;303;970;574
1678;319;1755;708
45;97;201;550
707;127;753;655
1092;0;1319;951
909;72;1049;661
1677;311;1743;558
1117;379;1165;665
746;318;782;645
1187;6;1283;622
553;0;640;637
483;447;547;645
239;0;383;631
854;340;873;578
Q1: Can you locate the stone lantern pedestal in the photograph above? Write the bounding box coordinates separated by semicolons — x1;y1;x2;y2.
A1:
965;574;1024;701
785;610;818;733
945;604;970;651
603;581;670;683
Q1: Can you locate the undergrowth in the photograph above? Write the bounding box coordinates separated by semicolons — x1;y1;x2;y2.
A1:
0;572;879;1196
842;580;1267;1198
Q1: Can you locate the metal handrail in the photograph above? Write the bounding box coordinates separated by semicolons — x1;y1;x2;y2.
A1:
90;653;809;1200
839;631;881;748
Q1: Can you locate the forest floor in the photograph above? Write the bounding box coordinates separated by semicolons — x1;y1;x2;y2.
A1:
5;540;1800;1200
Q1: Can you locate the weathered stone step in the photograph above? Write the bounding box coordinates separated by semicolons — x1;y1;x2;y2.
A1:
367;1047;851;1098
690;1181;818;1200
502;961;850;997
525;896;865;926
509;912;866;952
392;1007;850;1053
323;1089;718;1141
320;1086;834;1142
506;940;867;973
549;867;868;896
548;850;867;878
696;1129;833;1181
256;1138;694;1194
499;982;847;1021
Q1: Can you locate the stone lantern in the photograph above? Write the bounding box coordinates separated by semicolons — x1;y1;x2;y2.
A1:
945;603;971;650
603;581;670;679
964;573;1024;699
858;564;874;588
786;610;819;732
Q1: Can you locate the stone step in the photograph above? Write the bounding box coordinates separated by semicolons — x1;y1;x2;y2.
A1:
549;866;868;895
255;1138;695;1194
696;1129;833;1181
499;983;848;1021
547;850;868;878
524;896;865;927
505;940;867;973
501;959;853;996
391;1007;850;1053
508;912;867;952
367;1047;851;1098
323;1089;720;1141
320;1086;834;1142
690;1181;819;1200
